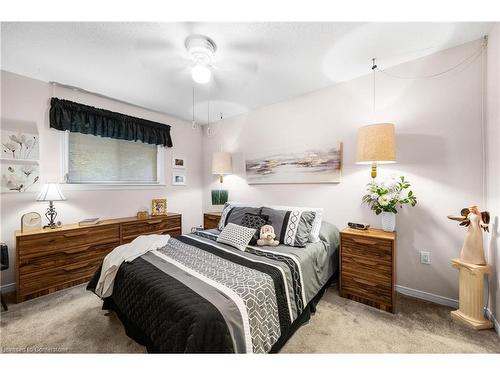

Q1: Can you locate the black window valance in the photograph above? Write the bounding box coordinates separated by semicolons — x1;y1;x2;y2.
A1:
49;97;173;147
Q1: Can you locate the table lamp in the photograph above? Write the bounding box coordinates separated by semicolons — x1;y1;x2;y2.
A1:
356;123;396;178
212;151;232;183
37;183;66;228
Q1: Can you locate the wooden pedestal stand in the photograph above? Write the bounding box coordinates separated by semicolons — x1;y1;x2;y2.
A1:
451;258;493;330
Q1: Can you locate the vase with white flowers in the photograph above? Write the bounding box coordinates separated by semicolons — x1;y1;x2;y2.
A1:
362;176;417;232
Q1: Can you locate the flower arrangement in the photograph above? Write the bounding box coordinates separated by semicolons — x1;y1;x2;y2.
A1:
362;176;417;215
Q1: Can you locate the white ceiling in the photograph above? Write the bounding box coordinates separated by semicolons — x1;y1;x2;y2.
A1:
1;22;493;123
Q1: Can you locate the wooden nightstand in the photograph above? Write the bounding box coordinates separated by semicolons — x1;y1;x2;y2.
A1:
203;212;221;230
339;227;396;313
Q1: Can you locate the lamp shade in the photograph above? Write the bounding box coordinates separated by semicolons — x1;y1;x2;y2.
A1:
212;152;232;175
37;183;66;202
356;123;396;164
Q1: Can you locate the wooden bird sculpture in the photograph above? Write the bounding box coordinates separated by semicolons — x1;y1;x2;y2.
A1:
447;206;489;265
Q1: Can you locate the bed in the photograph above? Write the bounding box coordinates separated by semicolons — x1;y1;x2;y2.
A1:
87;221;339;353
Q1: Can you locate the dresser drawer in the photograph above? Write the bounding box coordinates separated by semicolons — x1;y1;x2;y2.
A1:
19;258;102;297
342;238;392;263
121;216;181;241
19;240;119;275
341;234;392;254
341;273;393;304
341;262;392;287
204;213;220;230
18;225;120;257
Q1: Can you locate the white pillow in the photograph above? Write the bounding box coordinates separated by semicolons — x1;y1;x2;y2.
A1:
268;205;323;243
217;223;256;251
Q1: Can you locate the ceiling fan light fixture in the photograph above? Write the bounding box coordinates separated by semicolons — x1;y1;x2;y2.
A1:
185;34;216;84
191;63;212;84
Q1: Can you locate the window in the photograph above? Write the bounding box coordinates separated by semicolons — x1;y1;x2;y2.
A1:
64;132;163;185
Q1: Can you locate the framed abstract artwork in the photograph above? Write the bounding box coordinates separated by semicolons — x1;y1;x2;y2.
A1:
245;143;343;184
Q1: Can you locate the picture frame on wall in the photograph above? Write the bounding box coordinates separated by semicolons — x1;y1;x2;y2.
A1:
1;119;41;193
172;156;186;169
172;173;186;186
245;142;343;184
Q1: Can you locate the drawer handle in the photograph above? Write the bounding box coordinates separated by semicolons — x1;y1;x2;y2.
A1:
63;231;89;237
353;277;378;287
63;263;90;272
63;246;90;255
351;237;378;246
147;220;162;225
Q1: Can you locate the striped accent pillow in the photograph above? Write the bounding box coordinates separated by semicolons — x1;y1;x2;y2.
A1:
260;207;316;247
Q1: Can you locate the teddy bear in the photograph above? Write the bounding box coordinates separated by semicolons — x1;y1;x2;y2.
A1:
257;225;279;246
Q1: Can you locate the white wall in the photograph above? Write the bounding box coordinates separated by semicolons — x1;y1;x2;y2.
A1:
486;23;500;327
203;40;485;302
0;71;204;287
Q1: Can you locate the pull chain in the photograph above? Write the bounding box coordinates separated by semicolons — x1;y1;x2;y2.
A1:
371;58;377;114
191;87;196;129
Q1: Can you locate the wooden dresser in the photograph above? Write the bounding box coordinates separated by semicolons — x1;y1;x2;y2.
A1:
339;227;396;313
15;213;181;303
203;212;221;230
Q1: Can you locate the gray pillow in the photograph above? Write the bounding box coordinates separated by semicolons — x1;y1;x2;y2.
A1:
224;206;262;227
217;203;261;231
260;207;316;247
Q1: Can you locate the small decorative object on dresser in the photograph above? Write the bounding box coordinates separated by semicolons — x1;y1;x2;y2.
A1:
136;210;149;220
78;218;100;226
151;198;167;216
362;176;417;232
447;206;489;265
340;227;396;313
21;212;42;233
15;213;182;302
204;211;221;230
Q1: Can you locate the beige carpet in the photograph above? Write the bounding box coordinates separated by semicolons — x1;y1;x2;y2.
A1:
1;284;499;353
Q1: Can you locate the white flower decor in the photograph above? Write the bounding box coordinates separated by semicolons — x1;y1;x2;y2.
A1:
2;132;38;160
362;176;417;215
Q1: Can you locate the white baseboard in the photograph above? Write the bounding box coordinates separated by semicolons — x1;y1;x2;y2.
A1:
485;308;500;337
396;285;500;336
395;285;459;308
0;282;16;293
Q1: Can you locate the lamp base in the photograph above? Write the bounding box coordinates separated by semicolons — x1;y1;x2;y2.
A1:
44;201;58;229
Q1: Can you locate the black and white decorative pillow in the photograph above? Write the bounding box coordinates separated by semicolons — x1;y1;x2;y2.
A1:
217;223;256;251
217;202;260;231
241;213;269;245
260;207;316;247
217;203;233;231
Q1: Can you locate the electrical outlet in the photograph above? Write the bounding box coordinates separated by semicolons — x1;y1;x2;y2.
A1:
420;251;431;265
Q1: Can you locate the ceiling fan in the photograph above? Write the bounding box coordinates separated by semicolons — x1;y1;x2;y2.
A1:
185;34;217;84
136;33;258;86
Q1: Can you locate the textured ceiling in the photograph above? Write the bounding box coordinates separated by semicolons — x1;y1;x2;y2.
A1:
1;22;493;123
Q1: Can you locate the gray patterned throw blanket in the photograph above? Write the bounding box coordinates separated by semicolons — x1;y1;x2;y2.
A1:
88;225;339;353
